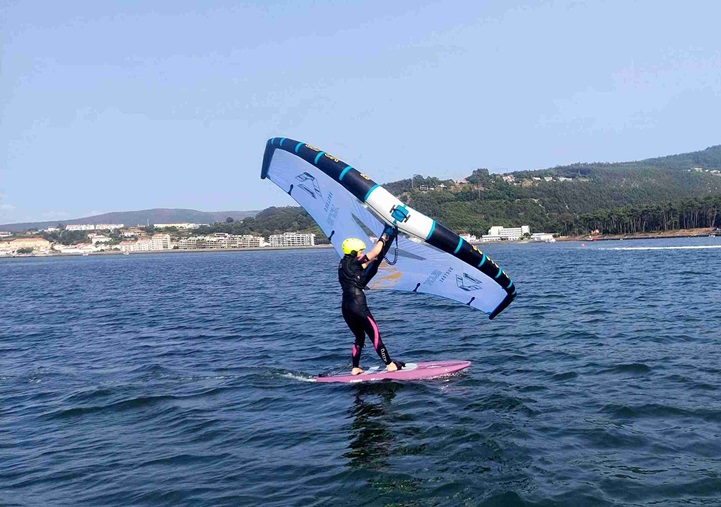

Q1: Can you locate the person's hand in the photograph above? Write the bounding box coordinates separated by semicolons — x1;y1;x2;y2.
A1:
380;224;398;244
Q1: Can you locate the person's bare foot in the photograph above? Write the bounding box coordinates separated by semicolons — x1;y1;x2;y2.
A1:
386;362;399;372
351;367;364;375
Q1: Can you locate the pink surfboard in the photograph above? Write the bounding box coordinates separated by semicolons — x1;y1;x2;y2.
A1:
315;360;471;383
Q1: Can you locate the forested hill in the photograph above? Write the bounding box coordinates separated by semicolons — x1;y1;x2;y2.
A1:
379;144;721;235
621;144;721;171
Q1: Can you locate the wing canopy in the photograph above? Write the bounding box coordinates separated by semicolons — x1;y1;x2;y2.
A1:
261;138;516;319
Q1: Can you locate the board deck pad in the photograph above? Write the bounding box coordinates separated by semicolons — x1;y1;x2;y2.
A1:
315;360;471;383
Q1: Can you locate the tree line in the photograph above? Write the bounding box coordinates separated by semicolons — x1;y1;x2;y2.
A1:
562;195;721;236
220;192;719;240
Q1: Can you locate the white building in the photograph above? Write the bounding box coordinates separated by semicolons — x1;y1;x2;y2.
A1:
118;241;137;252
269;232;315;248
177;236;205;250
531;233;556;243
151;234;171;250
0;231;12;237
95;224;124;231
123;229;141;237
236;235;266;248
208;234;232;249
56;243;99;254
154;223;202;229
459;233;479;243
134;239;153;251
89;234;112;244
66;224;96;231
177;234;267;250
487;225;531;241
118;235;169;252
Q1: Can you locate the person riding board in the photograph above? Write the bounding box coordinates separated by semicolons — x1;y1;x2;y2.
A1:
339;225;405;375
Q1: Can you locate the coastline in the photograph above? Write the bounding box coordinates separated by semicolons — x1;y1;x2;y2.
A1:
117;244;335;255
4;228;720;259
557;227;719;242
0;244;334;259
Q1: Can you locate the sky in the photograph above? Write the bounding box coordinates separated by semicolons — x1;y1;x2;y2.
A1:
1;0;720;224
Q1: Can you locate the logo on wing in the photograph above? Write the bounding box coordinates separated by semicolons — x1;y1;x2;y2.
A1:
295;172;322;199
456;273;483;291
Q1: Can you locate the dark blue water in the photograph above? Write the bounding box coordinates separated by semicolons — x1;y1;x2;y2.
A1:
2;237;721;506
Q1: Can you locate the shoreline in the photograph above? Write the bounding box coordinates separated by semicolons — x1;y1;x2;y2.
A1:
557;227;719;242
0;244;334;259
118;244;335;255
3;228;720;259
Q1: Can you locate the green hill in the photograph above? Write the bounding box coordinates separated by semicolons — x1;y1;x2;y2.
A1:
383;145;721;235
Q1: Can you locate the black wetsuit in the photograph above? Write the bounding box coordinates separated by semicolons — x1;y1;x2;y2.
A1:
338;239;394;368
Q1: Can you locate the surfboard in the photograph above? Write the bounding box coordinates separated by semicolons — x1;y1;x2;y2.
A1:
315;360;471;383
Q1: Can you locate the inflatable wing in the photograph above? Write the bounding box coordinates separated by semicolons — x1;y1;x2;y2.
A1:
261;138;516;319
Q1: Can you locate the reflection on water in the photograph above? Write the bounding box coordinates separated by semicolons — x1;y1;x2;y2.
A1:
343;383;401;470
341;383;436;502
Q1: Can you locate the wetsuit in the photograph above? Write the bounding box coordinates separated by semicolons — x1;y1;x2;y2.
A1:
339;234;396;368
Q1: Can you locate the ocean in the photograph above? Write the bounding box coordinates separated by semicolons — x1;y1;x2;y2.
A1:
2;237;720;506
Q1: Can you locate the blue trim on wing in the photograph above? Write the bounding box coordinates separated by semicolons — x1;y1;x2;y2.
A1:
453;238;463;254
426;220;436;240
339;166;353;181
364;184;379;202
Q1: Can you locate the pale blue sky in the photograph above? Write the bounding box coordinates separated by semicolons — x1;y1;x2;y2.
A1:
1;0;720;223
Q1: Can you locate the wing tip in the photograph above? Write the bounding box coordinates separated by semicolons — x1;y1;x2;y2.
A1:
488;291;517;320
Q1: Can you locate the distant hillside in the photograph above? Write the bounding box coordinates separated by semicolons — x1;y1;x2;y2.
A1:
1;208;260;232
506;145;721;214
516;144;721;176
382;144;721;235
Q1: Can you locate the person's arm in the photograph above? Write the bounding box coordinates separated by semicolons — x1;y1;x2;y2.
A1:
361;225;398;269
361;240;384;266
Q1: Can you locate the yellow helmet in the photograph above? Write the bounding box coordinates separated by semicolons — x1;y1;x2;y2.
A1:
342;237;366;255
